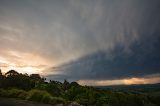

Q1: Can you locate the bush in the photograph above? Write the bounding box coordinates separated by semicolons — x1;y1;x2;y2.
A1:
0;89;66;105
26;89;52;103
7;88;26;98
18;91;28;99
41;92;53;103
76;98;88;105
96;95;109;106
0;88;27;98
0;88;8;97
49;97;66;105
26;89;67;104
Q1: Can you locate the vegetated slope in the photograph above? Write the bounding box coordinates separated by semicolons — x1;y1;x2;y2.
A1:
0;70;160;106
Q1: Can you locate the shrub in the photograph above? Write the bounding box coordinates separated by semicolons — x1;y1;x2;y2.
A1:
7;88;26;98
96;95;109;106
0;88;27;98
26;89;52;103
18;91;28;99
0;89;8;97
76;98;88;106
49;97;66;105
41;92;53;103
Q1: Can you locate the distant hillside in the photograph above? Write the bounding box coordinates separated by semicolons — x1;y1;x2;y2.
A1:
94;83;160;92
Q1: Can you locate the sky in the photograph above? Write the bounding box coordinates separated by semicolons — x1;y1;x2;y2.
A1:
0;0;160;85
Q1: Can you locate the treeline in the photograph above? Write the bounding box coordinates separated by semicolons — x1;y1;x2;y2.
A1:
0;70;46;90
0;70;160;106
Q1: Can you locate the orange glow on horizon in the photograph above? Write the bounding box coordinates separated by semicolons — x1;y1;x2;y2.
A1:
78;76;160;86
0;50;51;75
123;77;160;85
0;65;46;75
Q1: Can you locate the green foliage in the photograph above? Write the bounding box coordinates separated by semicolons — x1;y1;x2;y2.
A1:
0;88;27;99
0;89;8;97
41;93;52;103
149;96;160;106
18;91;28;99
63;79;70;91
7;88;27;98
0;70;160;106
49;97;66;105
96;95;109;106
0;88;66;105
0;70;45;90
64;86;97;106
26;89;52;103
45;81;64;96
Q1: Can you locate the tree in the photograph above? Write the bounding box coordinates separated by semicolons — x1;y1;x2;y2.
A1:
63;80;70;91
70;82;80;88
0;69;5;88
30;74;44;88
5;70;19;76
0;69;2;76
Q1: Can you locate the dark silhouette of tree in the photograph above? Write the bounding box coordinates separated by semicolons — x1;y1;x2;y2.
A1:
63;79;70;91
5;70;19;76
0;69;2;76
30;74;41;79
30;74;44;88
70;82;79;88
0;69;5;88
45;80;64;96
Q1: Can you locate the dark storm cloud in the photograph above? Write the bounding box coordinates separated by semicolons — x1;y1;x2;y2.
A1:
48;33;160;81
46;0;160;81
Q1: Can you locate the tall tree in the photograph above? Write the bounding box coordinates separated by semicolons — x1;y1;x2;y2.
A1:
5;70;19;76
0;69;2;76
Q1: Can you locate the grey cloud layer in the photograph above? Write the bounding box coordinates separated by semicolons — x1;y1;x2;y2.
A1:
0;0;160;80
